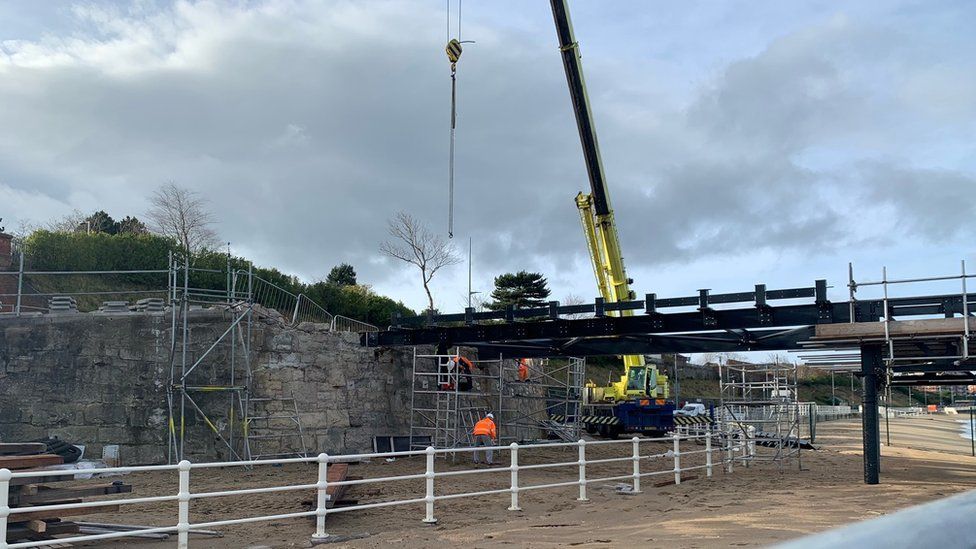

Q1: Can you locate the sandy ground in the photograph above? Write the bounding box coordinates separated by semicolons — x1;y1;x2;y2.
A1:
53;416;976;548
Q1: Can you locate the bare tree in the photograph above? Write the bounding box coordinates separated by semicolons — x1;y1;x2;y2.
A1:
146;182;218;256
380;212;461;313
46;209;86;233
562;293;590;319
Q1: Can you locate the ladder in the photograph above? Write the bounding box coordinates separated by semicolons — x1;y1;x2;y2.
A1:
245;396;309;460
433;390;458;448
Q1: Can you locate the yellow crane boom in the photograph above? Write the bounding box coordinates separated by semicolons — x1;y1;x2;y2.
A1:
550;0;668;400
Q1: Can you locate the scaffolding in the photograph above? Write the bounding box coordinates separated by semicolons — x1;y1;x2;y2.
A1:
500;357;585;443
408;349;585;451
166;254;314;463
718;360;801;468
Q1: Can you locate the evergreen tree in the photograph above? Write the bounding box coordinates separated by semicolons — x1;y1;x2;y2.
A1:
326;263;357;286
488;271;551;310
80;210;118;234
117;216;149;235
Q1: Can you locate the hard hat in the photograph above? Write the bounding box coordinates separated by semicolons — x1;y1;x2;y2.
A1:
486;413;494;419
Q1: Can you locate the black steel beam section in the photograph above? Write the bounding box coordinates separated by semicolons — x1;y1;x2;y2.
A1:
891;361;976;373
466;327;817;359
388;283;823;328
861;344;883;485
370;300;842;348
369;291;976;349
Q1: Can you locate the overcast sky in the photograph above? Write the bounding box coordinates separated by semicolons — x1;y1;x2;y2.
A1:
1;0;974;314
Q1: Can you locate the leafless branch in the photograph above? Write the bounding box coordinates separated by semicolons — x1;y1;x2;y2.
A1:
146;181;219;256
380;211;461;313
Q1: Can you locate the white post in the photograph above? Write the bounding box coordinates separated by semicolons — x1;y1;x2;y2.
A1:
508;442;521;511
0;468;11;549
177;460;191;549
423;447;437;523
15;251;23;316
631;436;642;493
577;439;588;501
726;429;734;473
312;453;330;541
705;428;713;478
673;431;681;485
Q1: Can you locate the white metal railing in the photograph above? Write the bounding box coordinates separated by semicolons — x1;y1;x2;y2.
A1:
0;431;753;548
330;314;379;333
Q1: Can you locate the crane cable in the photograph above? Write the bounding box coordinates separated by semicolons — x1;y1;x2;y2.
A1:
446;0;463;239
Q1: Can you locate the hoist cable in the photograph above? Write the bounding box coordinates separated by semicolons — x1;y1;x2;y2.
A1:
446;0;462;239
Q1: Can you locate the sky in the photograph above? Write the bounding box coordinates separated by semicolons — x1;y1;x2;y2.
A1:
1;0;974;315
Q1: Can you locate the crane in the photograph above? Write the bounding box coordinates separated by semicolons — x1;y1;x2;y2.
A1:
549;0;669;406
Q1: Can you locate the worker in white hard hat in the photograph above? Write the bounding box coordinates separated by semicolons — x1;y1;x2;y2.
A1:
472;413;497;465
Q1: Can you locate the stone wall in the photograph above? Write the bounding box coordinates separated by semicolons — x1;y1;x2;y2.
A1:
0;310;413;464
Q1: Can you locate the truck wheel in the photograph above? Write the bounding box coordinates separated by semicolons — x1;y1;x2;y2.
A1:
585;424;597;434
597;424;619;439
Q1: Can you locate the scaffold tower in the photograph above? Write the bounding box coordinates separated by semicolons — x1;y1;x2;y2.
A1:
718;360;801;468
408;349;585;451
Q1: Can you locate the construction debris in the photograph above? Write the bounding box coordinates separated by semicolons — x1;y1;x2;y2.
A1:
2;444;136;546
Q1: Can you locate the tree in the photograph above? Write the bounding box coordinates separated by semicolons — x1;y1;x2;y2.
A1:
117;216;149;235
380;211;461;314
326;263;357;286
81;210;117;234
47;209;86;233
562;293;589;319
146;182;218;256
488;271;551;310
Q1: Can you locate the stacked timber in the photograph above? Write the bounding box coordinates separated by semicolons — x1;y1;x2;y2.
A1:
47;296;78;314
98;301;130;313
1;444;132;546
134;298;164;312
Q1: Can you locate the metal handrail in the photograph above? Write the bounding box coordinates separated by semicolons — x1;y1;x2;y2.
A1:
0;431;751;548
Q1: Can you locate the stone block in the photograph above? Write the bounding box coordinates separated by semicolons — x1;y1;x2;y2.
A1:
49;425;99;445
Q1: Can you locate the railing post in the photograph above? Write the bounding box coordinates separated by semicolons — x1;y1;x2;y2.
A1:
726;429;734;473
177;460;191;549
673;431;681;485
0;468;11;549
312;453;330;541
631;436;642;493
508;442;521;511
423;447;437;523
15;251;23;316
577;439;588;501
291;295;302;325
706;428;713;478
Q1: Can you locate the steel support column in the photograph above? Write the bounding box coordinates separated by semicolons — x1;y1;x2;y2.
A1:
861;344;883;484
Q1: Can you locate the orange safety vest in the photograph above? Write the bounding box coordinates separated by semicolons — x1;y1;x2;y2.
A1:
518;359;529;380
472;417;496;439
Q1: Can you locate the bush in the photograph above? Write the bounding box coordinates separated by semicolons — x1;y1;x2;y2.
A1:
20;230;414;325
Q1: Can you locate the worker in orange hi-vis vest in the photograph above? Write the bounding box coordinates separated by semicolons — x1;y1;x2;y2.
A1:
472;413;497;465
518;358;530;382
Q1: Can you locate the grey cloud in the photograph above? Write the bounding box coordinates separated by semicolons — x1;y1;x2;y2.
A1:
0;1;973;311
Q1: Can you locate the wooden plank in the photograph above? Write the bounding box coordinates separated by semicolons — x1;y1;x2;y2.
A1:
326;463;349;509
0;443;48;456
10;474;74;487
26;520;48;533
814;318;976;340
10;503;121;522
10;483;133;506
5;521;79;541
0;454;64;470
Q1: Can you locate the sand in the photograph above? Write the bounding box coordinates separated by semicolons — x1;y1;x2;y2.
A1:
60;416;976;548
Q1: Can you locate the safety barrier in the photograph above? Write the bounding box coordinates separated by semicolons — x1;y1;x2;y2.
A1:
0;431;752;548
